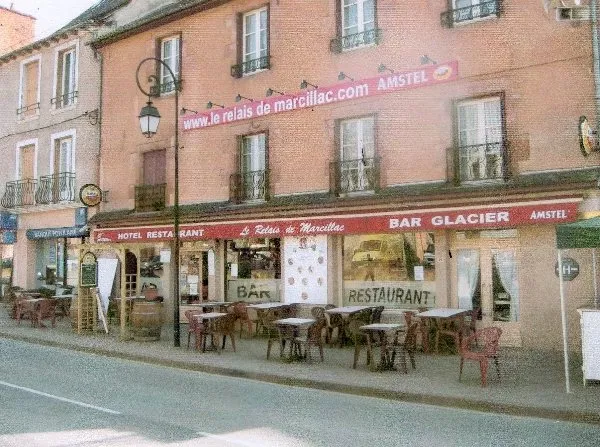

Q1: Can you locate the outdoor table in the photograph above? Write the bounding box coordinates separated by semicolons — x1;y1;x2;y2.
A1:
189;302;229;312
193;312;228;352
274;318;316;361
247;302;289;310
360;323;404;371
52;294;75;318
417;308;470;353
326;305;376;347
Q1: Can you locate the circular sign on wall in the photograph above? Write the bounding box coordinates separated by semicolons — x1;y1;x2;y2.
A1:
79;184;103;207
554;257;580;281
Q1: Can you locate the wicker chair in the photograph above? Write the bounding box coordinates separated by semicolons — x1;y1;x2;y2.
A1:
393;322;419;373
211;313;237;353
264;308;283;359
32;299;57;328
324;304;344;347
232;302;253;338
370;306;385;324
293;318;327;363
347;318;371;369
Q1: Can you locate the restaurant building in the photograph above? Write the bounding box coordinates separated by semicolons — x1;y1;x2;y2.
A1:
88;0;600;350
0;6;107;290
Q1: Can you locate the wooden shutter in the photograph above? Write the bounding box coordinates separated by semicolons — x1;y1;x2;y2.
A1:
143;149;166;185
25;61;38;106
20;145;35;179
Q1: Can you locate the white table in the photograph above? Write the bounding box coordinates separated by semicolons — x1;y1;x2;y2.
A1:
360;323;405;371
417;308;470;353
325;305;375;315
274;318;316;361
189;302;229;312
247;302;288;310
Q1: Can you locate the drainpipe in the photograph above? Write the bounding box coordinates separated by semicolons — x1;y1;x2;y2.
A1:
592;0;600;138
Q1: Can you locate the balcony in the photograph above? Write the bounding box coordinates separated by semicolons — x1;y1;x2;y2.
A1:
149;79;182;97
231;55;270;78
35;172;76;204
330;157;381;196
1;179;37;208
441;0;501;28
51;91;78;108
16;102;40;119
229;170;270;203
330;28;382;53
448;141;509;184
134;183;166;212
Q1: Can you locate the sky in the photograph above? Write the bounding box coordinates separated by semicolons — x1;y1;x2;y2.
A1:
2;0;100;39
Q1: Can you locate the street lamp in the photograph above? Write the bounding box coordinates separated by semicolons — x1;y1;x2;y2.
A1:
136;57;181;347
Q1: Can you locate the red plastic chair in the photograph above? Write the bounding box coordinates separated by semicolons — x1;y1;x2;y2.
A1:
459;327;502;387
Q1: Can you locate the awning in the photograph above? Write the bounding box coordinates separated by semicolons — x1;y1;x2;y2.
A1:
556;217;600;249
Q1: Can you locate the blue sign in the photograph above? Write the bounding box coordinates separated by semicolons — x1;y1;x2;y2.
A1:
0;212;17;230
26;226;89;240
75;207;88;227
0;231;16;244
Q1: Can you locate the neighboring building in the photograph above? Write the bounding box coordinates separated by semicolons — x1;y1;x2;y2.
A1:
88;0;600;351
0;5;35;55
0;7;117;290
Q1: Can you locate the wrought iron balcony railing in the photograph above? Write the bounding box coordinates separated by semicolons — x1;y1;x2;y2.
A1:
16;102;40;117
134;183;166;212
231;55;270;78
229;169;270;203
330;157;380;195
35;172;76;204
1;179;37;208
50;90;78;108
330;28;382;53
149;79;182;97
449;141;509;183
441;0;501;28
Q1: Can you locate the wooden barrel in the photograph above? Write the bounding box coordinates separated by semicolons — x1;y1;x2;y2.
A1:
131;301;163;341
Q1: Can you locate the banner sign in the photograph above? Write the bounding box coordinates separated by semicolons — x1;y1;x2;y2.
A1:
343;280;436;308
92;200;579;243
182;61;459;131
27;226;89;240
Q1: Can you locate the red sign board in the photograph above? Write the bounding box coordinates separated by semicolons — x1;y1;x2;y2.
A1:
92;200;579;243
182;61;459;131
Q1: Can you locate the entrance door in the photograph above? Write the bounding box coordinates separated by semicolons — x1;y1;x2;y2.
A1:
454;240;521;346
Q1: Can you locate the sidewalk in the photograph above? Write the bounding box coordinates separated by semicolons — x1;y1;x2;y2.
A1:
1;310;599;425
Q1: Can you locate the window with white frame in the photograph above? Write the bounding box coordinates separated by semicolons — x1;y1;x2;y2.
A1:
240;133;267;200
47;131;76;204
160;36;180;94
457;96;503;181
343;0;375;38
242;7;268;74
53;136;73;174
339;116;376;193
451;0;499;24
53;45;77;108
18;57;40;118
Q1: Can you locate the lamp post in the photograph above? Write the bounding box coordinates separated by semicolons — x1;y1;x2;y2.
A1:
136;57;180;347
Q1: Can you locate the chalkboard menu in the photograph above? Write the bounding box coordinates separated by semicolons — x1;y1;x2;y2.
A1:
80;252;97;287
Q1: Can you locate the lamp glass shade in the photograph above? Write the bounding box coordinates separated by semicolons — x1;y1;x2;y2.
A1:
139;102;161;137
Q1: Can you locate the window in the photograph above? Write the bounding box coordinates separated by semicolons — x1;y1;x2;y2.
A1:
457;96;504;182
18;57;40;118
332;0;380;52
442;0;500;27
232;7;270;77
136;150;167;212
338;116;376;193
233;133;268;201
41;130;77;204
160;36;180;94
53;43;78;108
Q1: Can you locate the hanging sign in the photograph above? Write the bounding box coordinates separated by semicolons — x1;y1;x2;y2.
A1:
80;251;98;287
578;116;598;156
555;257;580;281
79;184;103;207
182;61;459;131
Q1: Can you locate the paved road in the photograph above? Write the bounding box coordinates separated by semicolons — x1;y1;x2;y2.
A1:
1;338;600;447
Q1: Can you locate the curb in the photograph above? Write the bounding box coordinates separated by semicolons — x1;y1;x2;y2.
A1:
2;331;600;426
